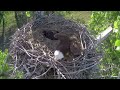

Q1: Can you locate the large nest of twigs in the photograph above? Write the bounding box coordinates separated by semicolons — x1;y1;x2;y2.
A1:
9;15;103;79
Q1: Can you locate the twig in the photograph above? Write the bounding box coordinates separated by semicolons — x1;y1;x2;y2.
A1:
63;59;101;75
23;64;31;77
33;66;52;79
54;60;72;79
54;64;66;79
12;55;18;75
95;26;113;48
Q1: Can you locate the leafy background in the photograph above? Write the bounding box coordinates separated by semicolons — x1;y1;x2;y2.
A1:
0;11;120;79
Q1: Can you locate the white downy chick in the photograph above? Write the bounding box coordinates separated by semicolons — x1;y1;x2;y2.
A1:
54;50;64;61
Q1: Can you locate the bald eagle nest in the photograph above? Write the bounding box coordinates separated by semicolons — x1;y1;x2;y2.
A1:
9;15;103;79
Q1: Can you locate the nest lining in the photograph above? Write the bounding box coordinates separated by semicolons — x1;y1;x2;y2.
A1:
9;15;103;79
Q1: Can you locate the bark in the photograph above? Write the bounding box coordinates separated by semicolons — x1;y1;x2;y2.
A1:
1;16;5;52
14;11;27;28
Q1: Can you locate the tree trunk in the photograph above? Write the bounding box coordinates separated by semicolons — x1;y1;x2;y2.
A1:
1;16;5;52
14;11;20;28
14;11;27;28
32;11;45;20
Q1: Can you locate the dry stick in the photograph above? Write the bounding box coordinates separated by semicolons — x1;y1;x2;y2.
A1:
84;55;102;61
23;64;31;78
21;45;32;57
57;68;66;79
33;66;52;79
27;53;49;67
29;53;52;78
14;44;36;78
77;23;87;49
82;33;87;49
12;55;18;75
85;32;94;49
47;51;71;78
48;52;72;78
27;51;39;58
23;27;26;33
16;57;25;69
26;50;46;63
71;54;84;63
95;26;113;46
16;43;38;58
27;40;34;50
16;45;31;57
36;56;50;67
73;61;76;78
75;58;101;75
50;58;67;79
79;29;84;51
27;57;50;77
28;64;37;76
63;59;102;75
54;60;72;79
54;64;66;79
27;46;49;59
92;26;113;51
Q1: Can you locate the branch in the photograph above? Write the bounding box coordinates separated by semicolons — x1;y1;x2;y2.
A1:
95;26;113;46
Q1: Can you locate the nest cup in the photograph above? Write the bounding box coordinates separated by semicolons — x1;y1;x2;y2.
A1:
9;15;103;79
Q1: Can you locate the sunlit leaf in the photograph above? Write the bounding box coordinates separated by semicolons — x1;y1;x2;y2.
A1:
26;11;31;17
113;28;118;33
116;46;120;51
114;21;118;29
115;40;120;46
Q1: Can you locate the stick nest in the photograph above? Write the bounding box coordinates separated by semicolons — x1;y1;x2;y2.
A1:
9;15;103;79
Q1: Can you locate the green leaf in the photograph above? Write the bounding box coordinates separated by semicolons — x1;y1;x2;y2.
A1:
113;28;118;33
26;11;31;17
114;21;118;29
115;40;120;46
116;46;120;51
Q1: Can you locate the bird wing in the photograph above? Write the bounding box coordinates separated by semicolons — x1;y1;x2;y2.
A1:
70;37;83;56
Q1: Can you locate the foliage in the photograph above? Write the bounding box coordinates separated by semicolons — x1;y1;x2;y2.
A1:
0;49;8;76
0;11;15;30
88;11;120;78
26;11;31;17
0;49;12;78
0;49;23;79
0;11;4;24
55;11;91;24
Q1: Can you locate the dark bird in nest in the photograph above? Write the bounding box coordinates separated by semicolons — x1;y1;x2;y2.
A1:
54;33;83;61
43;30;59;40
